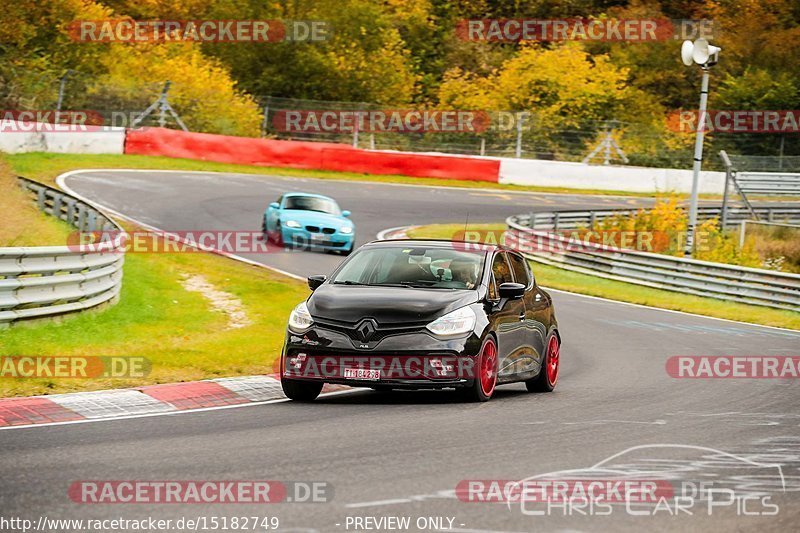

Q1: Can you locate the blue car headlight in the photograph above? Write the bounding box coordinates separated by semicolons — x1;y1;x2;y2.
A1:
284;220;302;229
340;226;354;235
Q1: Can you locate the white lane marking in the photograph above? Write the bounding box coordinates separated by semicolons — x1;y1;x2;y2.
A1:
445;529;529;533
375;226;415;240
0;388;362;432
375;225;800;335
547;286;800;335
559;419;666;426
346;498;416;508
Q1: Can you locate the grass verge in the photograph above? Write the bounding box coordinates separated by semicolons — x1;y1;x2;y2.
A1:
0;233;309;397
1;152;310;397
408;224;800;331
8;151;719;199
0;155;73;246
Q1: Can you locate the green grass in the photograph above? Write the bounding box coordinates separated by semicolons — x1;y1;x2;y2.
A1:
408;224;800;331
0;155;74;247
0;238;309;397
8;151;717;199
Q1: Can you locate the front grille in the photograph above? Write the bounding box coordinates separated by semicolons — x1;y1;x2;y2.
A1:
306;225;320;233
314;317;427;342
322;228;336;235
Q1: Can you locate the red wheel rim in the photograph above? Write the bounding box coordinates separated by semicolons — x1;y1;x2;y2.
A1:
479;340;497;397
546;336;560;386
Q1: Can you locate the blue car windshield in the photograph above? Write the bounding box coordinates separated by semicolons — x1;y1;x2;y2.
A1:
283;196;340;215
332;246;485;289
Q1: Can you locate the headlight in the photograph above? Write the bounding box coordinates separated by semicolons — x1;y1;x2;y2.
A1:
340;226;353;234
284;220;301;228
426;306;476;337
288;301;313;331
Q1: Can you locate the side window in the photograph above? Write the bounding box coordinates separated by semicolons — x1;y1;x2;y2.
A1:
508;253;531;288
489;253;513;299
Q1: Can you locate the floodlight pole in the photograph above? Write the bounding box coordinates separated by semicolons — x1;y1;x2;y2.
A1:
685;67;710;256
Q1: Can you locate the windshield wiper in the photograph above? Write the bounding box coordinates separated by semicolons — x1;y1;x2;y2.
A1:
368;281;449;289
332;280;368;285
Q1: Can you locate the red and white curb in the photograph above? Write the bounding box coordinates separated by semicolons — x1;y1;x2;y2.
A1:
0;376;351;429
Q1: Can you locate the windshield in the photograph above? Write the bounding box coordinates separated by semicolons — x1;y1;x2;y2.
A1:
331;246;484;289
283;196;340;215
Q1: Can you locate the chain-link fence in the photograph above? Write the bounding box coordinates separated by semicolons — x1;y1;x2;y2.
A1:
4;71;798;171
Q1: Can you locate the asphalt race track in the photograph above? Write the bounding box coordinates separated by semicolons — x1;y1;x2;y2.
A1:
2;170;799;532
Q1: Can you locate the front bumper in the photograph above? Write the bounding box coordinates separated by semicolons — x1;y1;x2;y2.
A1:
281;227;354;251
281;326;483;389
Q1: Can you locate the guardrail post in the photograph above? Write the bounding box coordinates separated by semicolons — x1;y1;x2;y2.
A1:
767;209;774;222
77;205;87;231
37;188;46;210
52;193;63;220
553;212;560;232
589;211;597;228
719;150;733;228
528;212;535;229
87;211;97;232
66;200;75;226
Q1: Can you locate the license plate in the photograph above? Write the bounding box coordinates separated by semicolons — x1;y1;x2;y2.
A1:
343;368;380;380
310;235;328;243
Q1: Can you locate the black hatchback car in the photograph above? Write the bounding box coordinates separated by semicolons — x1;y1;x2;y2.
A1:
280;240;560;402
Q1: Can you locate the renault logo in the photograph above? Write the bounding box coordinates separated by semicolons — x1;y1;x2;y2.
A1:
355;318;378;342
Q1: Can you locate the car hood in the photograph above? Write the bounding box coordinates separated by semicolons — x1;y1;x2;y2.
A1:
283;210;349;227
308;284;479;325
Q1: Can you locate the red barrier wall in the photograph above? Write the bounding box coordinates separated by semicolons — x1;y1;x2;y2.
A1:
125;127;500;182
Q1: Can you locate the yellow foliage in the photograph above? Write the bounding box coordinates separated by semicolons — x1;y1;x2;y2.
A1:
439;43;629;126
95;43;261;136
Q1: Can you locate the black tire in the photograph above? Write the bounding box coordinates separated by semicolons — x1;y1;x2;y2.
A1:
339;245;354;256
526;333;559;393
281;378;323;401
458;336;498;402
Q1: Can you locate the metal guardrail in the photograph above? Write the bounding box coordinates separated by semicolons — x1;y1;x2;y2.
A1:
0;178;124;327
507;210;800;312
522;205;800;231
735;172;800;197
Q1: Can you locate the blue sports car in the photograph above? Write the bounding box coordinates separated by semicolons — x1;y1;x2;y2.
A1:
263;193;355;255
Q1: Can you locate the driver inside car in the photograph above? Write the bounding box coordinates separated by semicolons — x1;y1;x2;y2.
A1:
450;260;477;289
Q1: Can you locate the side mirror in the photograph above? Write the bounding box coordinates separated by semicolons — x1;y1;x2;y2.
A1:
307;275;326;291
498;282;525;300
269;202;280;210
341;210;351;218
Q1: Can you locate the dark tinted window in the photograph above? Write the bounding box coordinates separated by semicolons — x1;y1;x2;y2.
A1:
283;196;340;215
508;253;530;287
332;246;484;289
